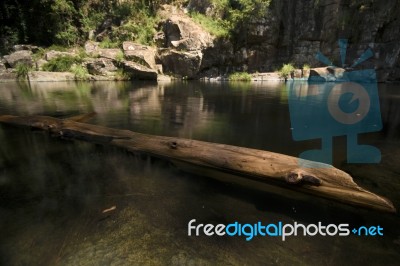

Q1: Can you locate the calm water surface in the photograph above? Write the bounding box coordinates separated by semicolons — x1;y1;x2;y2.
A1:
0;81;399;265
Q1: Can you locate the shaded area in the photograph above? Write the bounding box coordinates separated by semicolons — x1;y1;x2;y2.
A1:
0;81;399;265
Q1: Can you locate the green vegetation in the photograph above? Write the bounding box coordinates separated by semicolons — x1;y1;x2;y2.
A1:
228;72;252;81
32;48;46;61
15;62;31;79
81;1;160;46
302;64;311;70
0;0;162;54
78;51;88;62
115;51;125;64
278;63;295;79
71;64;89;80
98;37;120;49
111;13;159;46
46;45;69;52
189;0;271;39
0;0;273;54
115;69;130;80
190;12;230;38
42;56;82;72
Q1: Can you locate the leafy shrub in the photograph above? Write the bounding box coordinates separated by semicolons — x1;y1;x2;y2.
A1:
279;63;295;79
71;64;89;80
228;72;252;81
55;23;79;46
76;48;89;60
115;51;125;64
32;48;46;61
190;12;230;38
189;0;271;38
42;56;81;72
15;62;31;79
111;13;159;46
99;37;120;49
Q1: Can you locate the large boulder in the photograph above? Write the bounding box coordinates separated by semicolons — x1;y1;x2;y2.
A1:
308;67;377;82
122;42;157;70
158;5;214;51
84;41;123;61
84;41;100;56
35;59;48;71
158;49;202;78
3;50;33;68
308;67;345;82
155;5;222;78
98;48;122;61
85;58;118;76
122;61;157;80
199;39;233;72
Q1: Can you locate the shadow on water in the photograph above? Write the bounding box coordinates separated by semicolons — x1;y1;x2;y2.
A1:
0;81;400;265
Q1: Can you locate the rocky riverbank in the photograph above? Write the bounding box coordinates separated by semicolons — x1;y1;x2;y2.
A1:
1;3;399;83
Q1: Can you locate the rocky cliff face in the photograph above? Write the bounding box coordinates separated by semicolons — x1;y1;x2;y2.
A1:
214;0;400;81
1;0;399;82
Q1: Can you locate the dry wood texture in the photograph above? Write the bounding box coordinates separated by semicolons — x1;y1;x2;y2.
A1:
0;114;395;213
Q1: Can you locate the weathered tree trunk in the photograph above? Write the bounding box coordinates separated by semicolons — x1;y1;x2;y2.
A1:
0;114;395;213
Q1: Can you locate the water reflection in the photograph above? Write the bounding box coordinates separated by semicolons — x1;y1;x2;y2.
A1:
287;81;382;165
0;81;399;265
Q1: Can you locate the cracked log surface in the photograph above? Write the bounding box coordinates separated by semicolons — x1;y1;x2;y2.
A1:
0;114;395;213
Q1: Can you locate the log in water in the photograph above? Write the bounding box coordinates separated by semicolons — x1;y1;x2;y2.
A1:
0;114;395;213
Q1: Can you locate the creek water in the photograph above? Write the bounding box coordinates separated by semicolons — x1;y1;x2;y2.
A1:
0;81;399;265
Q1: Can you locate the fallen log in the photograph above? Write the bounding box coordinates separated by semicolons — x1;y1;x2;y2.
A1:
0;114;396;213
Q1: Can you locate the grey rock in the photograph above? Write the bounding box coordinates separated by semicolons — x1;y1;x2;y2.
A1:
35;59;48;71
293;69;302;79
154;64;162;74
158;6;214;51
98;49;122;61
45;50;76;61
84;41;100;56
89;75;118;81
251;72;284;82
302;69;310;79
122;61;158;80
153;31;166;47
85;58;117;76
88;30;96;41
28;71;75;82
123;42;157;70
180;1;400;81
3;50;33;68
159;49;202;78
157;74;172;82
306;67;374;82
